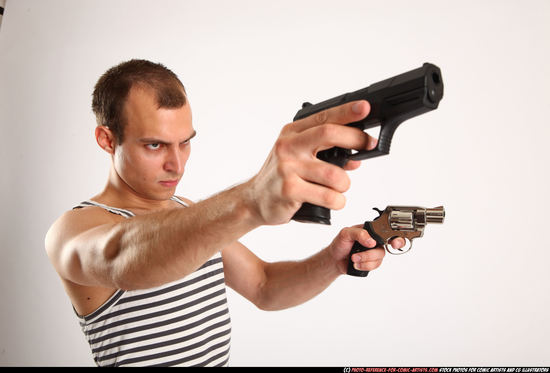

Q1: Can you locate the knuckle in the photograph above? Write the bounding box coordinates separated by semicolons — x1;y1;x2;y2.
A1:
280;122;294;135
358;258;381;271
323;165;338;182
339;227;354;241
321;166;349;192
315;110;329;125
276;160;292;178
318;123;336;138
273;138;290;157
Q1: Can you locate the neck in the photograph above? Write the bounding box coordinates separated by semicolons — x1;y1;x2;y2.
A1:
92;167;175;211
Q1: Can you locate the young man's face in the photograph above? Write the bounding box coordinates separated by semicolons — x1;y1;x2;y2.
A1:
113;85;195;201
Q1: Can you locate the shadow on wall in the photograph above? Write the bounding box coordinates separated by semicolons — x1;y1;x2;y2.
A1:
0;0;5;29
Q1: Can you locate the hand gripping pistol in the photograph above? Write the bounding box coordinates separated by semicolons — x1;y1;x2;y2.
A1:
290;63;444;225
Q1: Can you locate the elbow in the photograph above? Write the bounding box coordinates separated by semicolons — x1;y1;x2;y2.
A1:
102;225;135;290
254;296;290;312
251;282;281;312
255;302;278;312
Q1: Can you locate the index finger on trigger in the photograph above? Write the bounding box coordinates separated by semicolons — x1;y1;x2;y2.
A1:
389;237;406;250
289;100;370;134
294;124;372;156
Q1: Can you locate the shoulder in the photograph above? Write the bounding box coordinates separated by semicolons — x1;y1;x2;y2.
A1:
173;195;195;206
45;205;123;262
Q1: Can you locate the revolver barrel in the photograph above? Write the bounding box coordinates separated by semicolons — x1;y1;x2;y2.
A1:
426;206;445;223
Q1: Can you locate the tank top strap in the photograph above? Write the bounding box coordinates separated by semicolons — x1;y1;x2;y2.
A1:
74;196;188;217
73;200;135;218
170;195;190;207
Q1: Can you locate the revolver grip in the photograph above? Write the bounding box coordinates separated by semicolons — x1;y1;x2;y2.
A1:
347;221;385;277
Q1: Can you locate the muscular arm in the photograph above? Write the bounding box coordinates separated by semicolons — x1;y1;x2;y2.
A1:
46;100;373;292
46;184;259;290
223;226;394;311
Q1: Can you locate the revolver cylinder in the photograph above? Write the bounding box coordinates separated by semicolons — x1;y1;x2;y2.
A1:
389;206;445;230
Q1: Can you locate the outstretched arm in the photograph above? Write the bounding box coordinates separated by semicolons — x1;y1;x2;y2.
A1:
223;227;404;311
46;101;374;291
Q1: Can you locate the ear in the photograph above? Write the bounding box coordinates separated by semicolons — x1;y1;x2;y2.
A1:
95;126;117;154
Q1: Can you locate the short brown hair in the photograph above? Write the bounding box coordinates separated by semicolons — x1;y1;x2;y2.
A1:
92;59;186;144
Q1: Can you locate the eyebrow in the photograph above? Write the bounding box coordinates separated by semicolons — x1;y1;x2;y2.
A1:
139;130;197;145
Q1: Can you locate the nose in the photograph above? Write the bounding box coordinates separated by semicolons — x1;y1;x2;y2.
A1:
163;146;185;174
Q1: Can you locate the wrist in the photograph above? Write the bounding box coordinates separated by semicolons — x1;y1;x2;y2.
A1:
318;245;345;278
229;180;265;229
322;242;348;276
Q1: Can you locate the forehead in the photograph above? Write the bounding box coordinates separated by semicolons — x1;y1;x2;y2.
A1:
123;85;193;139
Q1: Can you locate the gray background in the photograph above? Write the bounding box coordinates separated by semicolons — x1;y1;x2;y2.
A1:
0;0;549;367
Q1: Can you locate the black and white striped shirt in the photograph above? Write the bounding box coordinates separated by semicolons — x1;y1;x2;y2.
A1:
73;197;231;367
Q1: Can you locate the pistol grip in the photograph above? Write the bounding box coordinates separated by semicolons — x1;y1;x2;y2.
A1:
347;221;385;277
291;147;351;224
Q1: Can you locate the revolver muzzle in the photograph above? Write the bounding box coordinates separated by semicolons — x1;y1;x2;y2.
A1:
426;206;445;223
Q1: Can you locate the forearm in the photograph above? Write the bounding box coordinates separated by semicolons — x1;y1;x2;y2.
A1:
256;247;342;311
105;183;259;289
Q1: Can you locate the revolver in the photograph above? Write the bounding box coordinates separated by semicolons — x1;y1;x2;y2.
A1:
291;63;444;225
347;205;445;277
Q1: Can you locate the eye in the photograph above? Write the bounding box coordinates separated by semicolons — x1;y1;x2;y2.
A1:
146;143;161;150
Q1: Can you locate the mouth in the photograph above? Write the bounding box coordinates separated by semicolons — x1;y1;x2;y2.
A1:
159;179;180;188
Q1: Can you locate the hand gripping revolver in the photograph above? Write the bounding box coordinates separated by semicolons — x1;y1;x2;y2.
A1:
347;205;445;277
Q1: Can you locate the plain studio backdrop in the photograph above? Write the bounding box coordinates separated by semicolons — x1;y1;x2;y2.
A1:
0;0;549;367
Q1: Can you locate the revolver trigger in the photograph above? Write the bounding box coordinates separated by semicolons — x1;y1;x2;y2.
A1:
386;237;413;255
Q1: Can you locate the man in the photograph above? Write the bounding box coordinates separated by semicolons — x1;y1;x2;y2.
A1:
45;59;402;366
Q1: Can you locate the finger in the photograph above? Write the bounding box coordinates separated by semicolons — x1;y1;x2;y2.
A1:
351;247;385;264
296;159;351;193
366;134;378;150
285;175;347;211
343;134;378;171
354;257;384;272
303;182;346;211
343;159;361;171
294;124;373;155
389;237;406;249
334;226;375;249
289;100;370;133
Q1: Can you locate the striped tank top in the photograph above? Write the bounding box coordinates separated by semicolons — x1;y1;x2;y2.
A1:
72;197;231;367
